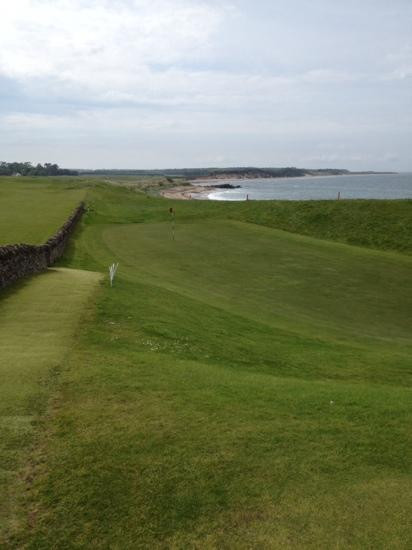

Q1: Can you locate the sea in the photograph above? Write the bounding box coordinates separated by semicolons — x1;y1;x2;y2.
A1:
197;173;412;201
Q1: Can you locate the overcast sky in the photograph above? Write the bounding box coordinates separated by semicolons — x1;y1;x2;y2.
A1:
1;0;411;170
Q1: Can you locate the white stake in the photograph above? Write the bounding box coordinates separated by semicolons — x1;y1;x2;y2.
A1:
109;262;119;287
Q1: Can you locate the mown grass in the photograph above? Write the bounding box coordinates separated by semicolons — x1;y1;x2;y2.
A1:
0;268;101;538
1;180;411;548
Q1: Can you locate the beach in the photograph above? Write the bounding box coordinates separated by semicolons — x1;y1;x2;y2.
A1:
160;184;214;200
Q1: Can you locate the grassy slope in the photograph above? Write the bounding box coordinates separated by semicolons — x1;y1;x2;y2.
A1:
8;184;410;548
0;268;101;539
0;178;86;244
229;199;412;255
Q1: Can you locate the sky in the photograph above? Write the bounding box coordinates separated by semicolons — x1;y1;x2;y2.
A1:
0;0;411;170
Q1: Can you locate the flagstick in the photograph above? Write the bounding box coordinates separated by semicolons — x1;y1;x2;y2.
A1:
169;207;175;240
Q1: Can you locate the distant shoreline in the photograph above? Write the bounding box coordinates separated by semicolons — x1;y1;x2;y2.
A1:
189;171;396;183
77;166;397;180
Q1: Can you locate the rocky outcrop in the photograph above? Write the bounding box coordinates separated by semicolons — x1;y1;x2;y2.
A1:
214;183;241;189
0;202;85;289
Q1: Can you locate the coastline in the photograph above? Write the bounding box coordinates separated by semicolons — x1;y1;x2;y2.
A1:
159;173;409;200
159;173;377;201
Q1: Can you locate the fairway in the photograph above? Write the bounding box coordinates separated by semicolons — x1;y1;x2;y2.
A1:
2;182;411;548
0;268;101;537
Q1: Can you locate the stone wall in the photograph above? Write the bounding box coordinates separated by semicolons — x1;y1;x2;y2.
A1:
0;202;85;290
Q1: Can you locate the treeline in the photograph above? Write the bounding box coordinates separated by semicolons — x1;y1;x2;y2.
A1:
0;162;78;176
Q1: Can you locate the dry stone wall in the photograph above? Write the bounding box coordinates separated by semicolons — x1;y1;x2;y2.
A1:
0;202;85;289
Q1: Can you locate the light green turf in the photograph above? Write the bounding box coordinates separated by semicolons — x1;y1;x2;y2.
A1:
0;268;101;537
0;178;85;244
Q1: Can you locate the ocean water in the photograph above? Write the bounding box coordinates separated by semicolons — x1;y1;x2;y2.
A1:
202;173;412;201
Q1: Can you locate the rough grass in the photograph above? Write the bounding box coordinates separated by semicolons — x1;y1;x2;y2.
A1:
1;181;411;548
228;199;412;255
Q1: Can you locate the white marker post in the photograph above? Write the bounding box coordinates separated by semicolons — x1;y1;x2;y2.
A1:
109;262;119;287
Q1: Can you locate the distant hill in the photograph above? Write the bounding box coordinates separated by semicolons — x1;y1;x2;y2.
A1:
79;167;394;180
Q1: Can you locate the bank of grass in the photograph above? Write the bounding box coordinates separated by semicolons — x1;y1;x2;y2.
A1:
231;198;412;254
1;180;411;547
84;173;186;195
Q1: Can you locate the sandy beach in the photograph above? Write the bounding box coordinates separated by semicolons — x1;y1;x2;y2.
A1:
160;184;214;200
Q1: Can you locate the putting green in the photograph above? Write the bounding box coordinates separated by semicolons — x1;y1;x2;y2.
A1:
0;267;101;535
67;217;411;387
100;220;412;344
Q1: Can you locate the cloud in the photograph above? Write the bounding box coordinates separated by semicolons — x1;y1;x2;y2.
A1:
0;0;411;169
0;1;240;111
384;46;412;80
0;0;226;79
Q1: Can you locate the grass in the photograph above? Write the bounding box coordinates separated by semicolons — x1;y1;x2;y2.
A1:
0;177;86;244
228;199;412;255
1;179;411;548
0;268;101;538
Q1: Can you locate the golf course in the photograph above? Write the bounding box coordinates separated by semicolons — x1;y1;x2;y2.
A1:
1;177;411;548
